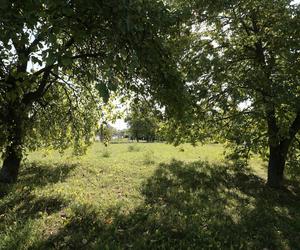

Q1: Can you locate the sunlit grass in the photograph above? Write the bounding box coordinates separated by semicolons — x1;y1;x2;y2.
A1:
0;142;299;249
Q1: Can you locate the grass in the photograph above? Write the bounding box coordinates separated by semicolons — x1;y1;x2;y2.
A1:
0;142;299;249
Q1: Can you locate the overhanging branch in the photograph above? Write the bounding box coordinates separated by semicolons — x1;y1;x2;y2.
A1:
22;67;53;105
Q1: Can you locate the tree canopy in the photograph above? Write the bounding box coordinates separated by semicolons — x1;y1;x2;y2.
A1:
0;0;186;182
1;0;300;188
163;0;300;187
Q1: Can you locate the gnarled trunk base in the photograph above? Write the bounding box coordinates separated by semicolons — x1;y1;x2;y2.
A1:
266;143;288;188
0;147;22;183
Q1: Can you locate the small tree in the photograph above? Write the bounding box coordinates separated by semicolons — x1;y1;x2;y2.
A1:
97;123;117;146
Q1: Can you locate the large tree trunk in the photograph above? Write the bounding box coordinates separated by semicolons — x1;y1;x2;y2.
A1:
0;145;22;183
264;102;292;188
266;141;290;188
0;107;24;183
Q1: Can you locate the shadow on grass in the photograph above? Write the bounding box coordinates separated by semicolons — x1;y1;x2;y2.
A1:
32;160;300;250
0;161;77;198
0;161;76;249
1;161;77;194
20;161;77;187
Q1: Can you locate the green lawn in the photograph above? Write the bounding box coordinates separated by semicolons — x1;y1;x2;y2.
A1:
0;142;299;249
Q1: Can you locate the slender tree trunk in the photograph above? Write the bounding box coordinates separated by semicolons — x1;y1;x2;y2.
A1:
0;108;24;183
266;140;290;188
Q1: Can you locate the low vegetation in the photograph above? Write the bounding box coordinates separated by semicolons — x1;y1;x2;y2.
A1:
127;144;141;152
1;143;299;249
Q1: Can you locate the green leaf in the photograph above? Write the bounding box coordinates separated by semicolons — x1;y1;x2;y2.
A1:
61;57;72;66
96;83;110;103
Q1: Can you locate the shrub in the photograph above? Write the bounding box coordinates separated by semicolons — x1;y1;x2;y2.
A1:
101;149;111;158
128;144;140;152
143;150;155;165
178;147;185;152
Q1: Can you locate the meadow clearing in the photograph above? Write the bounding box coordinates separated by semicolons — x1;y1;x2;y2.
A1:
0;142;299;250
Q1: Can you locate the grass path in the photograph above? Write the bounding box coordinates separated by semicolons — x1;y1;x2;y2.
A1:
0;143;299;249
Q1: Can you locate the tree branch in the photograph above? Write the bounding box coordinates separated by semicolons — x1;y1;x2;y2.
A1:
31;37;75;78
26;27;54;54
22;68;53;105
289;111;300;139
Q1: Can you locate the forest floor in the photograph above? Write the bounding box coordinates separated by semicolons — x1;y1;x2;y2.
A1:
0;142;299;249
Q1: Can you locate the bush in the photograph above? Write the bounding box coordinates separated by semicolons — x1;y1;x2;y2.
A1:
143;150;155;165
101;149;111;158
128;144;140;152
178;147;185;152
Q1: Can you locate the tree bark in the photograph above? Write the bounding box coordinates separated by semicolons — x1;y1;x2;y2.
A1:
266;141;290;188
0;145;22;183
0;107;24;183
264;101;290;188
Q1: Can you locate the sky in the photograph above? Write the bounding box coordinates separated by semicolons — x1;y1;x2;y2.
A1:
112;119;128;130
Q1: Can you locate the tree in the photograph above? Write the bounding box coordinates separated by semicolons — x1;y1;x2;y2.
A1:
0;0;186;183
167;0;300;187
126;100;159;142
97;123;117;146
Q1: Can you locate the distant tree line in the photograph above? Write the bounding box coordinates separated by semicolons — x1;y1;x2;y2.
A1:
125;100;163;142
